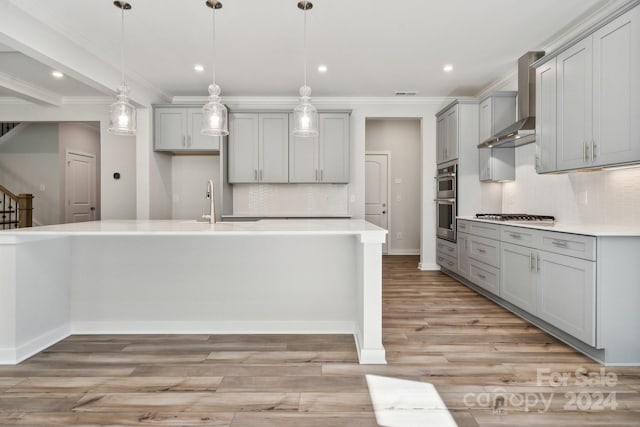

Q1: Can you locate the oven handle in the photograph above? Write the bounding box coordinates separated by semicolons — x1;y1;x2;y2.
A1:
434;198;456;202
434;173;456;179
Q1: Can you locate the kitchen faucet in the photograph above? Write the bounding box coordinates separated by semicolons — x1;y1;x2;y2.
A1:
202;179;216;224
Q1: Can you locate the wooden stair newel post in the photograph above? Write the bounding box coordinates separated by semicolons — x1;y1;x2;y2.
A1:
17;194;33;228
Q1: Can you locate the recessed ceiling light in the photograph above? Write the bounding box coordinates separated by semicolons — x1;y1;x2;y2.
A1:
194;64;205;72
443;64;454;72
51;71;64;78
317;64;328;73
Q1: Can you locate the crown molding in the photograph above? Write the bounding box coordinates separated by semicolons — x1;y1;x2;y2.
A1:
0;97;32;105
0;71;62;106
172;96;459;108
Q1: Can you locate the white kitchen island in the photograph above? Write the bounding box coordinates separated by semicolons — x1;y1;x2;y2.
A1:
0;219;387;365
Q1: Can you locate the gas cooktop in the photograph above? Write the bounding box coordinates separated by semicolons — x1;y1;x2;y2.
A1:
475;213;555;224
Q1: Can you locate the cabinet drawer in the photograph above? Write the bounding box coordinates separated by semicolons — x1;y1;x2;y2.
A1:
436;239;457;257
541;231;595;261
469;260;500;295
501;226;541;247
437;253;457;272
459;220;501;240
468;235;500;268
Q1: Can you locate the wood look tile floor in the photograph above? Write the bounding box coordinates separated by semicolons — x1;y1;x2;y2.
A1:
1;255;639;426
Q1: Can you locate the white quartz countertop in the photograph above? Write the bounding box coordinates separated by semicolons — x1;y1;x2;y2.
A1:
0;219;387;238
457;216;640;237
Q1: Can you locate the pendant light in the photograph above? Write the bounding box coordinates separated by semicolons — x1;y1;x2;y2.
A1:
201;0;229;136
108;1;136;136
292;1;319;137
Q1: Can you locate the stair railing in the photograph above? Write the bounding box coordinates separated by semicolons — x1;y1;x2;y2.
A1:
0;185;33;229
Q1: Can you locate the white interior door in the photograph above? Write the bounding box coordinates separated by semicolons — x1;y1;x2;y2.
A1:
365;153;389;254
66;151;97;223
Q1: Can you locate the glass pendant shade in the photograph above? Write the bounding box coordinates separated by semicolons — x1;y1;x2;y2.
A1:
201;84;228;136
292;85;319;137
108;85;136;135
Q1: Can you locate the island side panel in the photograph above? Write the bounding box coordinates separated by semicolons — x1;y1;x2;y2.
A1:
0;236;71;364
355;236;387;364
70;235;359;334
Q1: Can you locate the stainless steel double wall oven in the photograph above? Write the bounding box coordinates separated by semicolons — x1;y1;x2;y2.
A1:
435;162;457;242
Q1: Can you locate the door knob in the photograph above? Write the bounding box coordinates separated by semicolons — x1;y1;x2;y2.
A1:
382;210;387;214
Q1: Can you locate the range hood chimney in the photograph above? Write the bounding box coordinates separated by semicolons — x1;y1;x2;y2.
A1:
478;51;545;149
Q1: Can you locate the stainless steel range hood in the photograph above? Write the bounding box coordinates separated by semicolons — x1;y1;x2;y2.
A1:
478;51;545;149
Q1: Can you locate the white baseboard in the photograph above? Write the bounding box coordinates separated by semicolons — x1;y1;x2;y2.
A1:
72;320;356;335
387;249;420;255
0;323;70;365
418;262;440;271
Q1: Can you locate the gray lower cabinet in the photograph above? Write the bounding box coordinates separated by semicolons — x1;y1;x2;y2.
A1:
154;106;221;152
289;113;350;183
501;242;538;313
436;238;457;274
457;232;471;280
537;250;596;346
228;113;289;183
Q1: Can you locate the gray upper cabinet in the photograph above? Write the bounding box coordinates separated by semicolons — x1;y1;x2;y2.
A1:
537;4;640;172
535;58;558;173
154;106;221;152
478;93;516;182
591;7;640;167
289;112;350;183
228;113;289;184
436;104;459;164
557;38;593;171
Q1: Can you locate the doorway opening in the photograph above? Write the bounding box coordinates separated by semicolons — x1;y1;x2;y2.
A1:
365;119;421;255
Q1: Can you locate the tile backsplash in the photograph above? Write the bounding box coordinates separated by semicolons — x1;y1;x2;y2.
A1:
232;184;350;216
502;143;640;226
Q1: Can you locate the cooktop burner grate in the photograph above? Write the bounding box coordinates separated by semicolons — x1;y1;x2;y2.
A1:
475;213;555;222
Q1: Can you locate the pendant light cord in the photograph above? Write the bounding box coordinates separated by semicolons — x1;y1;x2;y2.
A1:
120;5;126;86
212;6;217;87
303;4;307;88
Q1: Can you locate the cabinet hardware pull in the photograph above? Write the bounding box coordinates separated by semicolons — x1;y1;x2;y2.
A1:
187;135;192;147
459;224;466;230
592;141;597;161
448;247;454;252
551;240;569;247
320;170;324;181
529;252;533;272
448;261;454;267
510;233;521;239
183;135;187;147
254;170;258;181
477;248;486;254
260;170;263;181
476;273;487;280
536;254;541;272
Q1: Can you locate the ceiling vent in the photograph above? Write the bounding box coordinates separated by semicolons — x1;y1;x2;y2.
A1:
394;91;417;96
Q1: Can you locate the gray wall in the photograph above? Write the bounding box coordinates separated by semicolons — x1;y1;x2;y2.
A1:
366;119;421;255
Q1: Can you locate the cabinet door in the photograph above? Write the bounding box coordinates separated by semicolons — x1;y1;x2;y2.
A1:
457;232;471;280
557;38;593;171
259;114;289;183
536;59;558;173
436;114;447;164
479;98;493;142
154;108;187;150
592;7;640;166
501;242;537;313
445;105;459;161
478;148;492;181
319;113;350;183
228;113;260;183
538;250;596;346
188;108;220;151
289;130;319;183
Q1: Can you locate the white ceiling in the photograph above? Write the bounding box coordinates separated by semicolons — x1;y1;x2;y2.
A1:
0;0;621;100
